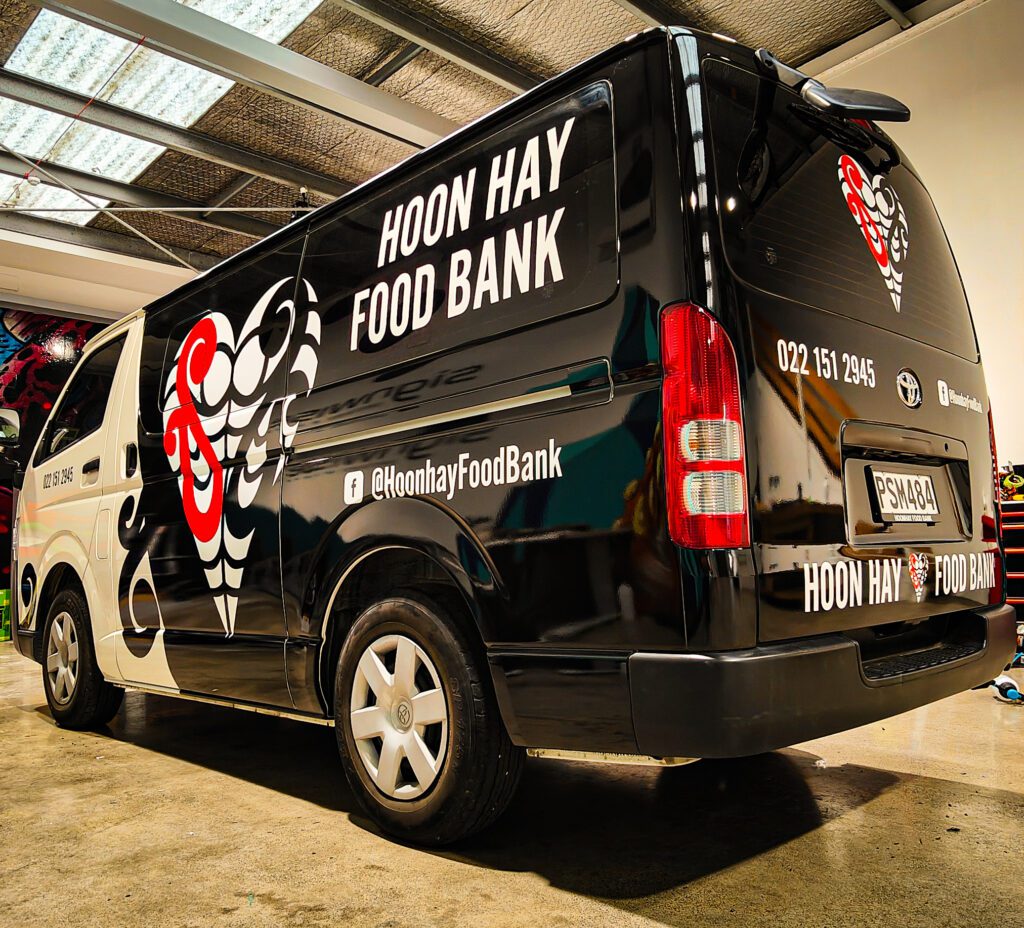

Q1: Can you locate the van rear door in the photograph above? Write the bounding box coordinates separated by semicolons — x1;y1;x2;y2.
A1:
701;56;1001;641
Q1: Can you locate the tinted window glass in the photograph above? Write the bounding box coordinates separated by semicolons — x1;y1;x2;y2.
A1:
298;81;618;390
39;335;125;462
703;58;977;360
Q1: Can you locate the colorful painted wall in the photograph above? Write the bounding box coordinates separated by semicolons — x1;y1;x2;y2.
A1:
0;308;106;601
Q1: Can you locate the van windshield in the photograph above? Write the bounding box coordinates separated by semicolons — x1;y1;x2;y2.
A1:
702;57;978;361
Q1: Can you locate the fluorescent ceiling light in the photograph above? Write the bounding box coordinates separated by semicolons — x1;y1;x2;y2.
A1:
8;2;320;126
2;0;319;227
0;173;108;226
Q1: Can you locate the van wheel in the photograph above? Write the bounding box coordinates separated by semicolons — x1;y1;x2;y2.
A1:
42;588;123;730
335;594;523;845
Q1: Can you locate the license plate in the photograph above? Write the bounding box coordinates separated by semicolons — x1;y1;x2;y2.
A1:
870;469;940;523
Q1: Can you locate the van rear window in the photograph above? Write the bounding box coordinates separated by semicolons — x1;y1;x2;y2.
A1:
702;59;978;361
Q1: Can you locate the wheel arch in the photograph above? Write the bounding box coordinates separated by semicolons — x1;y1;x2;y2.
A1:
304;496;507;710
31;560;87;663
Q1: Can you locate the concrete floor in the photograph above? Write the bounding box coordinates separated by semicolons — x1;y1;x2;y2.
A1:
1;641;1022;928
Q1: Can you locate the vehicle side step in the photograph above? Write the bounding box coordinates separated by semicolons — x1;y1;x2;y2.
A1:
862;641;983;681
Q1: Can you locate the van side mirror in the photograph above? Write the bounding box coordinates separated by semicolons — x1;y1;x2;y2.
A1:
0;408;20;447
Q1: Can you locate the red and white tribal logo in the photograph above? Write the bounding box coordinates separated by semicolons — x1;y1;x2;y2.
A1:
908;552;928;603
162;277;321;635
837;153;909;312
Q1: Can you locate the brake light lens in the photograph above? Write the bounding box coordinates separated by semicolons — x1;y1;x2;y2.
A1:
660;302;750;548
986;408;1001;544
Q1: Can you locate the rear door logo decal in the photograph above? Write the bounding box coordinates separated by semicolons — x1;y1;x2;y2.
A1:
162;277;321;635
837;154;909;311
908;552;929;602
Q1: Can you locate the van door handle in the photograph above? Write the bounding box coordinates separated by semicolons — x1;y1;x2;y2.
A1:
124;442;138;478
83;457;100;475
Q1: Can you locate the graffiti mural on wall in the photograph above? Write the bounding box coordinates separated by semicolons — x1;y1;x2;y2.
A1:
0;308;106;592
0;309;106;470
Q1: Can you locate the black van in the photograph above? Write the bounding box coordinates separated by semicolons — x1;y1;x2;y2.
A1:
9;27;1014;845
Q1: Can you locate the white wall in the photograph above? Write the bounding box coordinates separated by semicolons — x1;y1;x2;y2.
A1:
819;0;1024;463
0;228;196;321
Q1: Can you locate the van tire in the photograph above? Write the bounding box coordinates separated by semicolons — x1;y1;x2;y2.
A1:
334;594;523;845
42;588;123;730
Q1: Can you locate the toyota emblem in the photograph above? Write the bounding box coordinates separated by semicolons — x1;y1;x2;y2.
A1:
896;369;922;408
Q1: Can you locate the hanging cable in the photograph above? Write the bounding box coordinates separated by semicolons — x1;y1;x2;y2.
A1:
12;34;147;194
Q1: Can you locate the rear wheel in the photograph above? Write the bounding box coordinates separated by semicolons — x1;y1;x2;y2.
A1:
335;594;523;845
42;588;123;729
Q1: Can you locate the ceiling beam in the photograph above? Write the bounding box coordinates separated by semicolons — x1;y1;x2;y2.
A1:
34;0;458;148
0;69;353;199
870;0;914;28
609;1;680;27
201;174;257;220
0;211;219;270
363;41;424;86
332;0;541;92
0;152;278;238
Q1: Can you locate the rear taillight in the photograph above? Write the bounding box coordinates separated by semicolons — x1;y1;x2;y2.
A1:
986;407;1001;544
660;302;750;548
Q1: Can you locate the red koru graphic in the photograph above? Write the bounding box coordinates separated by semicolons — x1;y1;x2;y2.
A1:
837;153;909;312
163;317;224;542
839;155;888;269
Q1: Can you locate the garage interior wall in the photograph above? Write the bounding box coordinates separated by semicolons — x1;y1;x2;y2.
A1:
820;0;1023;464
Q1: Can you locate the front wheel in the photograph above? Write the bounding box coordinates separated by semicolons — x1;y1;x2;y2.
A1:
42;588;123;729
335;595;523;845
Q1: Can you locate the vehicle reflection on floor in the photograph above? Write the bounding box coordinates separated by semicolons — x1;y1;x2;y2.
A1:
2;642;1022;928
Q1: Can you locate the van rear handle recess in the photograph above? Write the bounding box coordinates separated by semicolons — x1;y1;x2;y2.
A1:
755;48;911;122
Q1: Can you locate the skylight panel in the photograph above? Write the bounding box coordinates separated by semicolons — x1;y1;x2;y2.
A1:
0;100;72;160
0;174;107;226
0;99;163;182
6;11;138;98
8;1;322;127
2;0;319;231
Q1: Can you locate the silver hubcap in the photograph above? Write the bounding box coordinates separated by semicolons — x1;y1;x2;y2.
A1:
46;611;79;706
350;634;448;800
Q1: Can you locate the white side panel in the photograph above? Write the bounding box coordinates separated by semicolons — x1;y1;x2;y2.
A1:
104;316;177;690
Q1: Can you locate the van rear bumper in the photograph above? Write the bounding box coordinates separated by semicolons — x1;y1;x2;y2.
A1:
629;603;1016;758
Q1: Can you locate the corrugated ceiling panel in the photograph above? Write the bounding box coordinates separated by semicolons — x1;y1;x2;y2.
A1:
129;149;239;204
0;103;164;181
380;49;513;124
659;0;888;63
282;1;406;75
187;6;418;187
90;208;231;252
8;3;321;125
398;0;646;75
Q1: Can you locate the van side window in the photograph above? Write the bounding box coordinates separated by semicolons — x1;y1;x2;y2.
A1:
37;336;126;463
297;82;618;393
